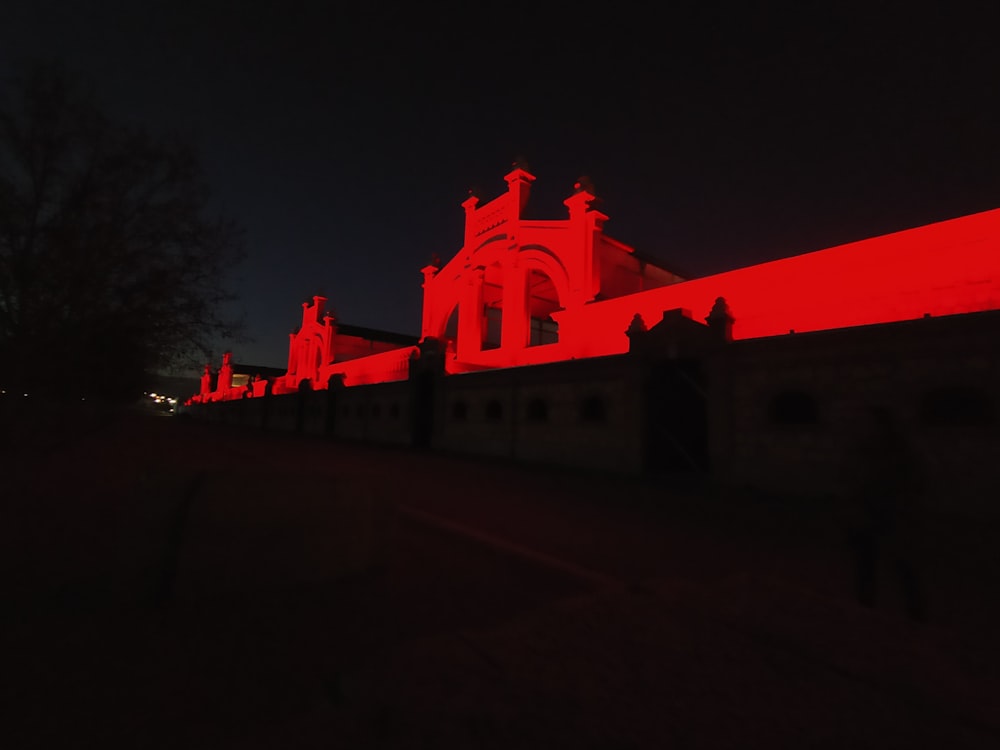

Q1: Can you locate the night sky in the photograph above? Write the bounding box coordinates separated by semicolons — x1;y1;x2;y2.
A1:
3;1;998;369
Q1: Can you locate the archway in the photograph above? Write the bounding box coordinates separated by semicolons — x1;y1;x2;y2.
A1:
443;304;459;355
527;268;560;346
482;261;503;350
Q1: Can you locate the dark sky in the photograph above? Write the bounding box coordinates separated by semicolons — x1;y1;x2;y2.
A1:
3;1;998;368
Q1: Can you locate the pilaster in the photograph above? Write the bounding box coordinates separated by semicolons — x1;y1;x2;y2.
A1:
503;166;535;223
457;268;485;360
420;264;440;339
501;252;529;350
461;194;479;254
323;312;335;363
563;184;607;305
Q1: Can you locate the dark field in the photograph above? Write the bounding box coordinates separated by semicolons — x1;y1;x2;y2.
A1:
2;410;998;748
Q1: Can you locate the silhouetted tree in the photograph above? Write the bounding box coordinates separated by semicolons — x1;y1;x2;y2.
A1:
0;64;243;401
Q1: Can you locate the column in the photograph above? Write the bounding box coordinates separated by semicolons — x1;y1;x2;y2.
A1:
456;269;484;360
501;253;529;351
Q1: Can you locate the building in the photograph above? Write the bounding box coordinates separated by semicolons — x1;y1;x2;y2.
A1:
185;165;1000;513
188;306;419;403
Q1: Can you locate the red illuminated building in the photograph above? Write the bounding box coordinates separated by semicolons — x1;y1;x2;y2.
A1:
190;302;417;403
185;164;999;507
191;164;1000;402
420;164;998;370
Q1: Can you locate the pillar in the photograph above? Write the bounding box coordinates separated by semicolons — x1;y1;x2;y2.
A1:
420;264;440;339
218;352;233;391
504;165;535;221
456;268;484;360
501;253;529;351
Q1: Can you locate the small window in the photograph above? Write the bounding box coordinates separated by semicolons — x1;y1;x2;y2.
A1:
526;397;548;423
580;394;607;423
452;400;468;421
356;404;366;417
482;307;503;350
371;403;381;418
529;317;559;346
389;403;400;419
920;386;994;427
769;389;819;426
485;399;503;422
342;405;350;417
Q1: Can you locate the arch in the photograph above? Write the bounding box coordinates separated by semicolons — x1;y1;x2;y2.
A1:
481;260;504;350
444;304;459;337
526;268;561;346
427;295;459;343
424;244;571;351
470;233;509;255
294;332;325;383
424;244;506;343
441;303;459;349
518;246;571;310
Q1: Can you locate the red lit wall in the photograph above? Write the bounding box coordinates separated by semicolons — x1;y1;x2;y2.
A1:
571;207;1000;358
189;351;249;404
319;346;419;387
421;168;1000;370
275;296;335;393
271;297;416;394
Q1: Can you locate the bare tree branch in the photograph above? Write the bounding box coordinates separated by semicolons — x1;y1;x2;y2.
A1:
0;63;244;400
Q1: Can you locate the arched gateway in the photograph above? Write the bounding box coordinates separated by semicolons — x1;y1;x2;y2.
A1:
420;165;684;371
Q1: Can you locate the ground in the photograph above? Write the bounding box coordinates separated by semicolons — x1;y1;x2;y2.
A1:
2;409;998;748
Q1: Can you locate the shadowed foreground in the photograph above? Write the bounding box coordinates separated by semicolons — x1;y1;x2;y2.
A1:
2;411;998;748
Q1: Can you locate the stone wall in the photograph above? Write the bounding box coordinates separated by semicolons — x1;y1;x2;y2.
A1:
184;309;998;516
434;355;646;474
330;380;414;445
709;310;1000;516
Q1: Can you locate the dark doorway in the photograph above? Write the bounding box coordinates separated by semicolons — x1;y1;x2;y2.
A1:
643;358;709;473
411;370;435;449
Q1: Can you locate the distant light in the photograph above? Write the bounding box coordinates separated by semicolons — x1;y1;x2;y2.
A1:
23;393;28;397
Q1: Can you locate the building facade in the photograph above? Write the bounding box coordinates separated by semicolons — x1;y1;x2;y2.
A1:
185;166;1000;512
